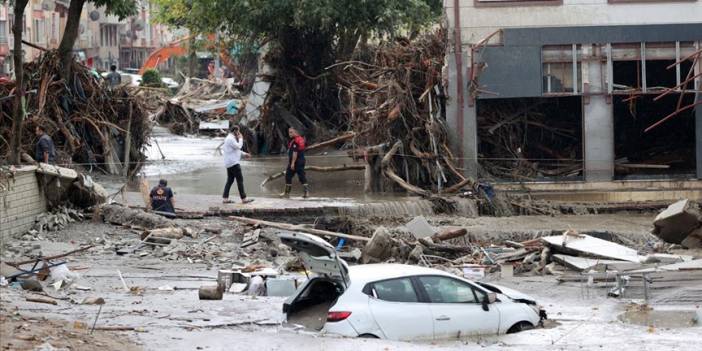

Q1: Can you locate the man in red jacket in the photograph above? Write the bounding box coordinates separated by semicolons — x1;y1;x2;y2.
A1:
281;127;309;198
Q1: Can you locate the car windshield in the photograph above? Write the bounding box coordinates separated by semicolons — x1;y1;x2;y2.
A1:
418;276;482;303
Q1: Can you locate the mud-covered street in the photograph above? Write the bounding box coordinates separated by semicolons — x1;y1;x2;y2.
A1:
2;208;701;350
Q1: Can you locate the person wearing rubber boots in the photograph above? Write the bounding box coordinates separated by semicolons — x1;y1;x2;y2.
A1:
281;127;309;198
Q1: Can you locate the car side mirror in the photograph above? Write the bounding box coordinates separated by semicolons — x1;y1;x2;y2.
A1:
487;292;497;304
482;292;497;311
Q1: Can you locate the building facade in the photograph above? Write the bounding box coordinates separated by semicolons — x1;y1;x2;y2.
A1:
0;0;176;75
444;0;702;182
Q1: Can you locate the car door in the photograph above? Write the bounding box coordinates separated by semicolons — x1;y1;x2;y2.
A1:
415;275;501;339
367;277;434;341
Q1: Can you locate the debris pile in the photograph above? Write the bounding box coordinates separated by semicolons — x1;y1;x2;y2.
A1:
0;51;151;175
477;99;582;181
336;30;472;195
29;206;85;234
154;78;241;135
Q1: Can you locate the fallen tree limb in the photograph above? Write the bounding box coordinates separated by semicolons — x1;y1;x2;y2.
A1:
442;177;473;194
432;228;468;242
260;164;365;187
381;141;431;197
306;132;356;152
6;245;94;267
228;216;370;242
26;296;58;305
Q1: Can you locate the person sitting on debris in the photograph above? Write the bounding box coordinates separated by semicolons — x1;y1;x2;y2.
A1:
281;127;309;198
106;65;121;88
150;179;176;214
34;125;56;164
222;125;254;204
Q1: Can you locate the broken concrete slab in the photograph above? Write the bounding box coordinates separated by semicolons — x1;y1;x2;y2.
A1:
362;227;395;263
641;253;694;264
629;259;702;273
653;199;701;245
241;229;261;248
405;216;435;239
551;254;634;272
541;233;642;262
681;228;702;249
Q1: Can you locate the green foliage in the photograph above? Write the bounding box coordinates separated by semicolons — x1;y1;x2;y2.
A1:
153;0;441;44
91;0;139;20
141;69;164;88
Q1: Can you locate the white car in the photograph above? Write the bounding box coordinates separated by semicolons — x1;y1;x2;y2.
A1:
161;77;180;89
281;232;546;341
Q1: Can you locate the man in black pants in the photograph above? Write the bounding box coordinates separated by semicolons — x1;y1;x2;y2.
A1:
222;125;254;204
281;127;309;198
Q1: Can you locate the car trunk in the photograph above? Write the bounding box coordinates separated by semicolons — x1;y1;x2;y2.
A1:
279;232;349;331
285;278;344;331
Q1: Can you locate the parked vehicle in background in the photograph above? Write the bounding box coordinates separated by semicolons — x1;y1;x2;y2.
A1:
280;232;546;341
161;77;179;89
100;71;141;87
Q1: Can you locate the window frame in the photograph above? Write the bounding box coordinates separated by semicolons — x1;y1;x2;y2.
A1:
413;275;486;304
474;0;563;8
364;276;422;303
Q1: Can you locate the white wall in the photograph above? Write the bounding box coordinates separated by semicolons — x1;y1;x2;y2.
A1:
445;0;702;44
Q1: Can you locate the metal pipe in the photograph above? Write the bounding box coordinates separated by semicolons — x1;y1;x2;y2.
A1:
452;0;464;162
641;42;647;93
572;44;578;94
676;41;681;87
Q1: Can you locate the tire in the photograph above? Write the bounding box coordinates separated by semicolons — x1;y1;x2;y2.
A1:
506;321;534;334
358;334;380;339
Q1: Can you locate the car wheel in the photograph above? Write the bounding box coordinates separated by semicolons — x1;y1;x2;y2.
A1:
358;333;379;339
507;321;534;334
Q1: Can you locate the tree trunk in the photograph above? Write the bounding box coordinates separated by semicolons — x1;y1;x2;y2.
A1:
9;0;29;165
57;0;86;79
188;37;196;77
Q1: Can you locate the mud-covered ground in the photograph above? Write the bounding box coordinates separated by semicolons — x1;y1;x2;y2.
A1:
1;211;701;351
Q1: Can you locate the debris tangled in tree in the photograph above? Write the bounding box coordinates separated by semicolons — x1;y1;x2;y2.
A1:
0;51;150;175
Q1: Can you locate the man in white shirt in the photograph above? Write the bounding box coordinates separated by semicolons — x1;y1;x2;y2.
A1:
222;125;254;204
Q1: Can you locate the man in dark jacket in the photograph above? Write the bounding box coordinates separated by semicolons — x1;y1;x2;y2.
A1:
106;65;121;88
34;126;56;164
150;179;176;214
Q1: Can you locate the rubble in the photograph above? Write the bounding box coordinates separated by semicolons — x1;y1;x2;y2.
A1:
653;199;702;248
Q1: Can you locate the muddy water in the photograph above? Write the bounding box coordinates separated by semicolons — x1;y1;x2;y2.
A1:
128;128;379;199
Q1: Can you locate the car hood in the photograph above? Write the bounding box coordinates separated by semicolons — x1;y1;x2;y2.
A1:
278;232;350;286
477;282;537;303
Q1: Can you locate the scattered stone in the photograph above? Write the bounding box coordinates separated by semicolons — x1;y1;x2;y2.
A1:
81;297;105;305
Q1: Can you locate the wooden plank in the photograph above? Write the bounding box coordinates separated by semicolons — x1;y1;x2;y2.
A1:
228;216;370;242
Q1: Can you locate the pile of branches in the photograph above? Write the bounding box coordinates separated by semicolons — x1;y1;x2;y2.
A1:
477;99;583;181
0;51;150;175
335;29;471;196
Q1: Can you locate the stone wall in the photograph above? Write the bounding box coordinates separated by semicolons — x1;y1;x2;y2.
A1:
0;167;46;239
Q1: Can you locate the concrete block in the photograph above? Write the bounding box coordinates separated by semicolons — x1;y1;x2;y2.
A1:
405;216;435;239
653;199;701;244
